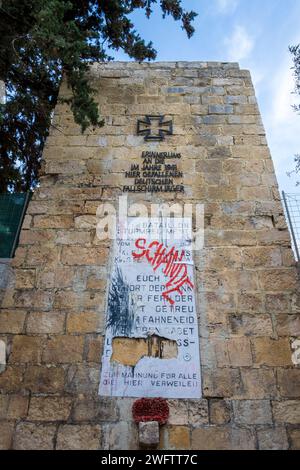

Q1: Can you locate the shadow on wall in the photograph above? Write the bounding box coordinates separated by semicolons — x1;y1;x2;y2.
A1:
0;258;13;307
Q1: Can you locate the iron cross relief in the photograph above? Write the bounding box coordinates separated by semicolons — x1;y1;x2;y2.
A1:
137;115;173;141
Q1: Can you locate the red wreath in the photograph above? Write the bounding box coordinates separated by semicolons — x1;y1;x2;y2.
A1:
132;398;169;425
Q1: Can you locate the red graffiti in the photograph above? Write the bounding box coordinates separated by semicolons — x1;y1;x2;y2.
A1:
132;238;194;305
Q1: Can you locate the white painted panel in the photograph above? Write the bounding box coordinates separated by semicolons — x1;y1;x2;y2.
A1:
99;218;201;398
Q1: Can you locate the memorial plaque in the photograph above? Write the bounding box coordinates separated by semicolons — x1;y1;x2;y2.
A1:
99;217;201;398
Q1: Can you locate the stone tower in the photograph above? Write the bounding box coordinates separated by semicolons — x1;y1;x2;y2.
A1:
0;61;300;450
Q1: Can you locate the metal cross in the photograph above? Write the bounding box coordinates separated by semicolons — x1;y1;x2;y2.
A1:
137;115;173;141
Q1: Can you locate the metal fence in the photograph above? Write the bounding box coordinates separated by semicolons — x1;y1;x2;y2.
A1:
282;191;300;262
0;193;31;258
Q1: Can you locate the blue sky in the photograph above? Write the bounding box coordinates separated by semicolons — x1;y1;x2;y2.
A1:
113;0;300;193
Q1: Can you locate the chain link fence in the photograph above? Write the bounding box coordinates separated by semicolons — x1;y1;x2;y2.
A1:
282;191;300;262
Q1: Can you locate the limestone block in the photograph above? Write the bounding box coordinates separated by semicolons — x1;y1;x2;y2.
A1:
72;397;119;423
233;400;272;425
277;370;300;398
257;426;289;450
66;311;100;333
24;365;65;393
272;400;300;424
0;422;15;449
14;423;56;450
56;424;101;450
42;335;84;363
61;246;109;266
168;426;190;449
252;338;292;367
202;368;241;398
26;312;65;334
188;400;209;426
6;395;29;419
229;314;273;337
33;215;74;229
209;399;231;425
0;310;26;334
65;365;100;394
138;421;159;449
0;366;25;392
10;335;43;363
289;428;300;449
28;396;72;421
86;335;104;362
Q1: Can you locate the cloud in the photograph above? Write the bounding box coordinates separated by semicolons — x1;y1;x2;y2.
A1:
263;49;300;190
216;0;239;14
224;25;254;62
271;59;299;125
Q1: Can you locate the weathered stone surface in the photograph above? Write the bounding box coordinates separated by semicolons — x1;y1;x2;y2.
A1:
0;310;26;333
13;423;56;450
257;426;289;450
34;215;74;229
0;366;25;392
240;369;277;399
10;335;43;363
277;369;300;398
275;315;300;336
191;426;255;450
65;365;99;394
56;424;101;450
61;246;109;265
104;421;138;450
209;399;231;424
0;394;9;419
289;428;300;450
86;335;103;362
42;335;84;363
168;426;190;449
138;421;159;449
252;338;292;366
188;400;209;426
0;421;15;449
6;395;29;419
258;269;298;291
167;400;189;425
67;311;99;333
272;400;300;424
72;397;119;423
26;311;65;334
53;290;105;310
203;368;241;398
15;269;36;289
227;337;252;366
233;400;272;425
229;314;273;337
24;365;65;393
28;396;72;421
192;427;231;450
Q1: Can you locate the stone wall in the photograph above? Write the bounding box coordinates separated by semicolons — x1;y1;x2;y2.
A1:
0;61;300;450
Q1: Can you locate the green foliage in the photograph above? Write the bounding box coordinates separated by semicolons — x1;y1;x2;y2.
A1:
0;0;197;192
290;44;300;113
290;44;300;181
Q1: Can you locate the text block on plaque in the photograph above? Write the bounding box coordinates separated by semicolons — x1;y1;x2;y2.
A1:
99;217;201;398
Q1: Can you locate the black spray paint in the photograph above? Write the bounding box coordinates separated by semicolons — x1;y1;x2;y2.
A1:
107;267;135;337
